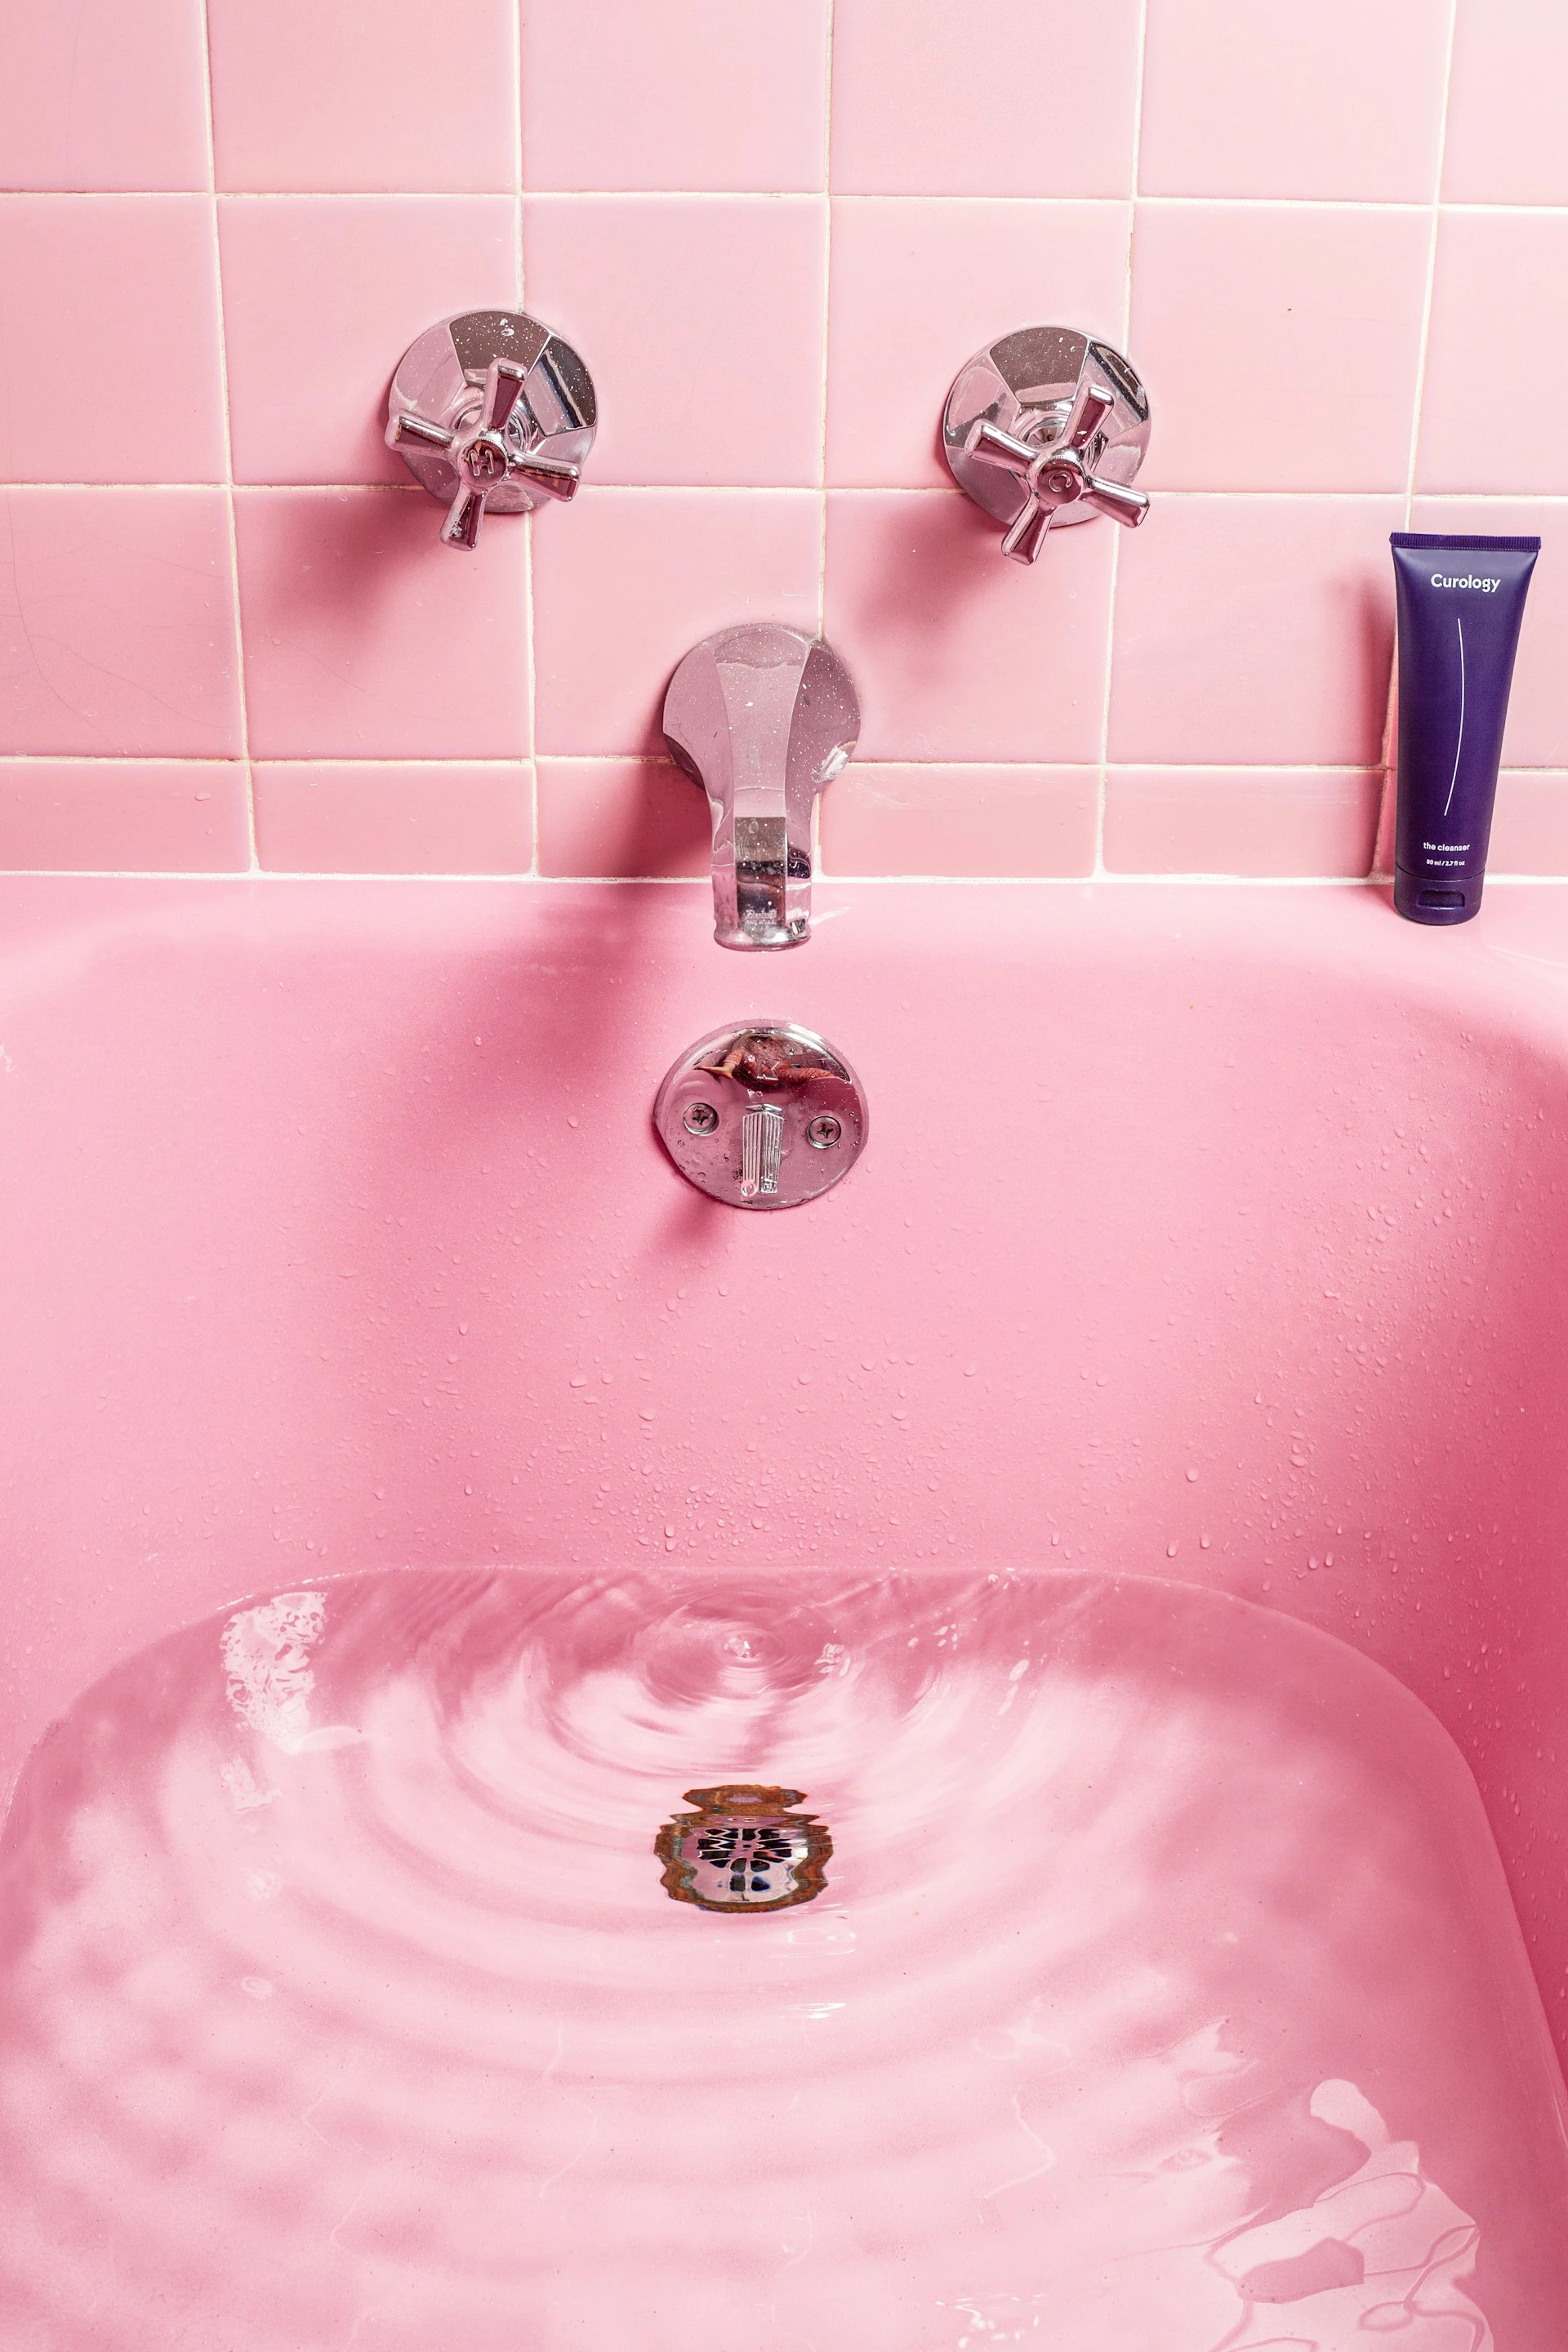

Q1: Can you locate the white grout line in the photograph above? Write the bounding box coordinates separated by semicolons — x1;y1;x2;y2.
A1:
514;0;541;880
1374;0;1463;871
523;520;541;875
18;187;1568;215
809;0;837;875
1090;0;1152;880
817;0;835;642
1129;0;1152;213
9;480;1564;504
19;756;1566;775
24;867;1568;888
195;0;256;872
1405;0;1462;528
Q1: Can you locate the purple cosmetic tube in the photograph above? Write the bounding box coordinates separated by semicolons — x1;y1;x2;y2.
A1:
1391;531;1539;925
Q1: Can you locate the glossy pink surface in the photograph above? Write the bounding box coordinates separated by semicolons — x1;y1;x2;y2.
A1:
826;200;1130;490
0;198;225;485
218;197;519;487
5;878;1568;2339
1417;212;1568;495
233;490;530;760
0;762;250;872
5;0;1568;877
0;0;210;191
0;490;242;759
1443;0;1568;203
821;764;1099;877
531;490;820;758
823;492;1116;764
1139;0;1450;201
252;763;532;875
521;198;827;488
829;0;1143;195
1489;773;1568;871
1102;768;1385;878
536;759;709;879
1105;497;1401;769
207;0;517;191
1131;206;1429;493
520;0;831;194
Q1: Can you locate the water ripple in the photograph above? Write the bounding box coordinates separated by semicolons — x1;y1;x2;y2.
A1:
1;1568;1560;2348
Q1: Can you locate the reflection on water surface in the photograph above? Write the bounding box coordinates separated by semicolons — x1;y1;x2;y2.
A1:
2;1567;1560;2348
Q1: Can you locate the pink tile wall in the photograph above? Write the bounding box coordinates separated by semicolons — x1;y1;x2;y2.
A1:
1;0;1564;880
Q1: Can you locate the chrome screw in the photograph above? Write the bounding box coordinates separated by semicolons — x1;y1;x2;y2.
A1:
684;1101;720;1136
805;1113;842;1150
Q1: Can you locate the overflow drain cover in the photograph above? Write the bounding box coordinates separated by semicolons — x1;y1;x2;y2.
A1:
652;1022;868;1210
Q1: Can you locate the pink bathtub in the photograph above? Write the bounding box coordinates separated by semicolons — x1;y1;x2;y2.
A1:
3;876;1568;2345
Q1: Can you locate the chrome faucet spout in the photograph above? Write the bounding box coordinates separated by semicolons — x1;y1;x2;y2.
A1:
662;624;861;951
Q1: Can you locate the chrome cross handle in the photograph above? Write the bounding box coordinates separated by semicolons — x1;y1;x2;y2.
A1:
385;310;596;552
942;326;1151;565
390;355;578;550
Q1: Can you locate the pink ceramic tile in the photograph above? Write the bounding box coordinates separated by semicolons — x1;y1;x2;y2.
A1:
531;488;819;755
827;200;1130;488
521;0;829;193
0;199;223;483
1102;767;1383;875
0;762;249;871
824;492;1115;763
1444;0;1568;203
254;763;531;873
1409;499;1566;766
0;490;241;756
819;764;1098;875
234;490;528;759
1139;0;1449;200
522;198;826;487
1488;774;1568;873
1107;497;1401;767
207;0;515;194
1131;205;1428;492
536;760;710;876
1417;216;1568;494
219;198;517;486
0;0;208;190
831;0;1142;197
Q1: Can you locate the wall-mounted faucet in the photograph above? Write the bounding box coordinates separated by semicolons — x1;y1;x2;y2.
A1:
942;326;1151;564
662;624;860;951
385;310;596;550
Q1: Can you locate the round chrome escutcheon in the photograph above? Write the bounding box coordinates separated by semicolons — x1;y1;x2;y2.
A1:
652;1022;868;1210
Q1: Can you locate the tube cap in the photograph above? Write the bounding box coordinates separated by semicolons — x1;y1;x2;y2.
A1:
1394;867;1481;925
